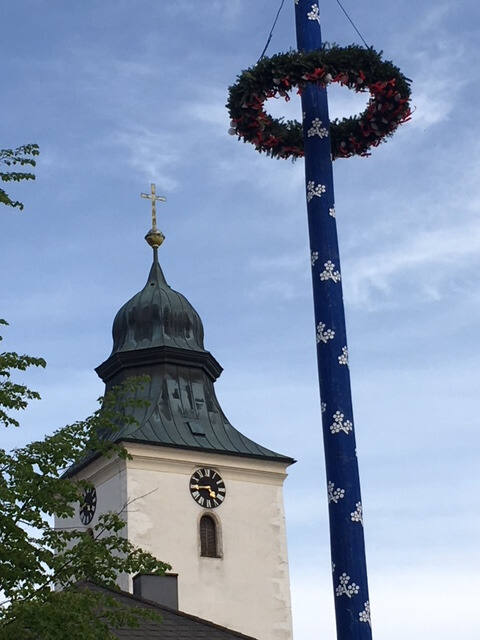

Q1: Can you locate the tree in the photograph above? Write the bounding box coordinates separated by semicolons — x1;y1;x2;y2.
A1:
0;320;170;639
0;144;39;210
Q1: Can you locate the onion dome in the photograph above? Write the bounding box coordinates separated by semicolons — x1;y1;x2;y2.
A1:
111;252;205;355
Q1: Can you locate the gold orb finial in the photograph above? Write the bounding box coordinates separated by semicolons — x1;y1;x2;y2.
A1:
145;228;165;248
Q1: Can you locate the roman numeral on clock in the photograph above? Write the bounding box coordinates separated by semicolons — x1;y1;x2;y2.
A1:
189;468;226;509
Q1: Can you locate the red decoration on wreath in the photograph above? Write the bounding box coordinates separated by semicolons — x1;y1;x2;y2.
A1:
227;46;412;161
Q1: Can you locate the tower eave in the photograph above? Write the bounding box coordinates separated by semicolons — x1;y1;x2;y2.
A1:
64;440;296;479
96;345;223;383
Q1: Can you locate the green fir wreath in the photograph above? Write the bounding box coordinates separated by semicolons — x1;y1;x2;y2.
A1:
227;45;412;160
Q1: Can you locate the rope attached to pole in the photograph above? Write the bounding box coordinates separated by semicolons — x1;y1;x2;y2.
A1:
258;0;287;60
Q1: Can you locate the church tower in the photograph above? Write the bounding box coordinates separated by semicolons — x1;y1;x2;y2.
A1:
55;187;294;640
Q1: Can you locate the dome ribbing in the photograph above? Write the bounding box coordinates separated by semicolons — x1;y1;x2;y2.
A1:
111;253;205;355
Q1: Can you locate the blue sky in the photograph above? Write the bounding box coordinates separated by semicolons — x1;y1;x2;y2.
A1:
2;0;480;637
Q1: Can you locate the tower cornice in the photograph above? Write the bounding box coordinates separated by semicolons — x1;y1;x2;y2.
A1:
96;345;223;383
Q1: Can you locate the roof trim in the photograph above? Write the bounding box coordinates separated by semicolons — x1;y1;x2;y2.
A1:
65;439;295;478
96;345;223;383
77;581;259;639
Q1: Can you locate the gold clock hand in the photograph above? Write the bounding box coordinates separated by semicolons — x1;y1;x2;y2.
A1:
192;484;216;498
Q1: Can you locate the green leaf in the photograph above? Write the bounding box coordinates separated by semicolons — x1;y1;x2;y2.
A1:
0;143;39;211
0;322;170;638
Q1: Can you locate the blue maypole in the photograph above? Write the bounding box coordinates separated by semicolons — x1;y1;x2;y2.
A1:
294;2;372;638
228;3;411;635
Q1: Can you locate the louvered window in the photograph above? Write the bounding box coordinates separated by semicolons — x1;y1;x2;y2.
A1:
200;515;217;557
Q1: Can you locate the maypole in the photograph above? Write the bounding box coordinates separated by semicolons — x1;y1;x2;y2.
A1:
227;2;411;637
293;3;371;638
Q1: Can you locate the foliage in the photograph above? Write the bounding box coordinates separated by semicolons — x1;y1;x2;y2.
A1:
227;45;412;160
3;586;163;640
0;319;46;427
0;321;170;639
0;143;39;209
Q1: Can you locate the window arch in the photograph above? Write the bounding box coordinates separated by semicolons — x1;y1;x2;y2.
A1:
200;514;218;557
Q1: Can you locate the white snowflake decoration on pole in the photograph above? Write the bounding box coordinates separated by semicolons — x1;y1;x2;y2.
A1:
307;180;326;202
338;346;349;366
311;250;318;266
335;573;360;598
320;260;341;283
307;3;321;25
330;411;353;435
307;118;328;139
359;601;371;626
351;502;363;525
316;321;335;344
329;207;336;218
328;481;345;504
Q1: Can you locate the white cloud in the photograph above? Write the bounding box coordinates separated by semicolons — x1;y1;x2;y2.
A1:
291;566;480;639
184;89;230;128
326;84;369;122
410;79;455;129
164;0;243;22
344;214;480;306
392;4;469;130
245;172;480;307
113;127;180;189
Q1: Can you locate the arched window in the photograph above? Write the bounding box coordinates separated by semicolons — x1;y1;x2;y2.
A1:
200;515;217;557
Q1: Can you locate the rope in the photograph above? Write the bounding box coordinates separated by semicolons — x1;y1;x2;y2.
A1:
257;0;370;62
258;0;286;61
333;0;370;48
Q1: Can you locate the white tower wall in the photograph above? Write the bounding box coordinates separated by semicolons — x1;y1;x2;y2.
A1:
56;443;293;640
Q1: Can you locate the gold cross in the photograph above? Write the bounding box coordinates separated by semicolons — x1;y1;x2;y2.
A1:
141;183;166;231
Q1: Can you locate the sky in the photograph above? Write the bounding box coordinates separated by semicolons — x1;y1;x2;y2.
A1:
1;0;480;637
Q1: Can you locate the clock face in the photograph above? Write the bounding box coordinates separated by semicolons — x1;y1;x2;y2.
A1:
189;468;226;509
79;486;97;525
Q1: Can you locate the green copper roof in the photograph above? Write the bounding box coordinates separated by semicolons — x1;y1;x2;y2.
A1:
82;250;294;468
93;364;292;462
111;255;205;355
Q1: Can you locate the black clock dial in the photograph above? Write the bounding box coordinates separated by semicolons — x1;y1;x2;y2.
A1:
79;486;97;525
189;468;225;509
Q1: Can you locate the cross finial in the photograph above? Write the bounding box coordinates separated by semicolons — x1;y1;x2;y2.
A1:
141;183;166;249
141;183;166;231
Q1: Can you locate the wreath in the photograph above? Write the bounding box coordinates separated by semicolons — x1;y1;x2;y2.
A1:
227;45;412;160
